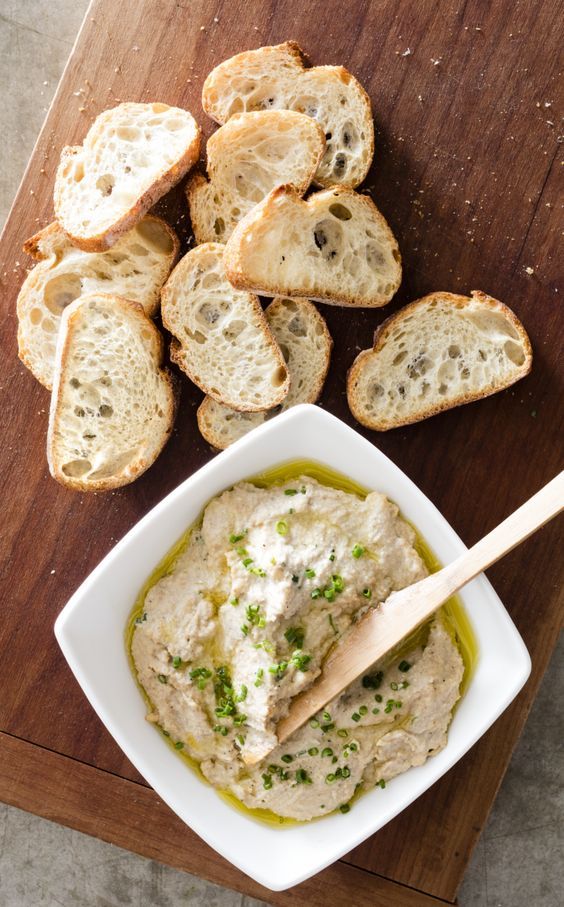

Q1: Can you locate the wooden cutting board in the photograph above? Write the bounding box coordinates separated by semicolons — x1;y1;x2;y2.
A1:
0;1;562;904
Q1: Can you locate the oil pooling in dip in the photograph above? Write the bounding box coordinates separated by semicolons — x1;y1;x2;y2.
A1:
127;460;477;825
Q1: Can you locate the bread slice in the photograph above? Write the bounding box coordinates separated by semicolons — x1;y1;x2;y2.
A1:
197;297;332;448
48;293;177;491
202;42;373;188
187;110;325;244
54;102;201;251
161;243;289;412
224;186;401;307
347;290;533;430
17;216;179;389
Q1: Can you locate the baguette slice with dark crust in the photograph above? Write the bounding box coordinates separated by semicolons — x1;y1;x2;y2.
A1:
187;109;325;244
18;216;179;389
197;296;332;448
347;290;533;430
224;185;401;308
202;41;374;188
48;293;177;491
54;102;201;251
161;243;289;412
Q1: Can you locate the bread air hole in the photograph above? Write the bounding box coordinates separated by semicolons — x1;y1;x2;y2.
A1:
279;343;290;362
333;153;347;176
44;274;82;315
99;404;113;417
288;316;307;337
214;217;225;237
272;366;288;387
504;340;526;366
136;219;174;254
96;174;115;197
448;345;461;358
329;203;352;221
62;458;92;477
366;243;386;271
73;162;85;182
313;219;342;261
30;307;43;325
392;350;407;366
370;382;384;399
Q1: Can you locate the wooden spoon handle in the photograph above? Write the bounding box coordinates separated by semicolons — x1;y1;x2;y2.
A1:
437;469;564;600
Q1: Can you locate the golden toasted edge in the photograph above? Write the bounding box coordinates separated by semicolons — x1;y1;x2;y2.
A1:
47;293;178;491
224;185;401;307
54;120;201;252
161;246;290;412
346;290;533;431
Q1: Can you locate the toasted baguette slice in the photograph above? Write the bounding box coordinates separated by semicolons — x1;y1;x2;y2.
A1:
197;297;332;448
161;243;289;412
48;293;177;491
18;216;179;389
225;186;401;308
187;110;325;244
54;103;201;251
202;42;373;188
347;291;533;430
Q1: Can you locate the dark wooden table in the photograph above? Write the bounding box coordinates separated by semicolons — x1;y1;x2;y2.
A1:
0;1;562;904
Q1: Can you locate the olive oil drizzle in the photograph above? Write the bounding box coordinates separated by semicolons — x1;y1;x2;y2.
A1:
126;458;478;826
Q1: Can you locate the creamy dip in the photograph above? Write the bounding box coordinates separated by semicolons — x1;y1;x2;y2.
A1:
131;476;464;820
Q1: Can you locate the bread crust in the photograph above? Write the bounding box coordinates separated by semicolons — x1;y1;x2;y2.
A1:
54;103;201;252
224;185;401;307
202;42;374;189
347;290;533;430
161;243;290;412
47;293;178;491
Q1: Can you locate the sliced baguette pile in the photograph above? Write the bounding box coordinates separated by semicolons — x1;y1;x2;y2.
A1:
17;216;178;389
187;110;325;243
55;102;201;251
161;243;289;412
16;42;534;494
48;294;177;491
347;292;533;430
202;42;374;188
224;186;402;307
198;297;333;448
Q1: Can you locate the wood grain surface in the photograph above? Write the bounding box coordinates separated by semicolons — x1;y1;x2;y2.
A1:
0;0;562;903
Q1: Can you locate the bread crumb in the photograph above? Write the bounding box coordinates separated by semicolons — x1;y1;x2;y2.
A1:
431;57;441;66
401;48;411;57
50;569;56;575
525;266;534;275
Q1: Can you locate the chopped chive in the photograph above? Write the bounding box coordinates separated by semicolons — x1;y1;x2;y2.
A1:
308;747;319;756
284;488;298;496
304;567;316;578
321;722;335;732
349;742;359;752
284;626;304;648
174;740;184;749
157;674;168;684
362;671;383;690
337;728;348;738
309;719;320;729
276;520;288;536
323;587;336;602
325;773;336;784
399;660;412;672
241;624;249;636
236;734;245;746
311;588;322;599
322;711;331;722
359;705;368;716
375;693;383;702
229;531;246;543
351;712;361;722
328;614;338;635
281;754;294;764
213;725;228;736
331;574;344;592
230;597;239;607
162;730;170;737
134;612;147;624
236;547;248;557
291;651;311;671
242;557;253;567
377;779;386;789
390;681;398;691
321;747;333;758
233;714;247;726
236;684;248;702
295;768;312;784
352;544;365;558
172;656;182;669
372;707;380;714
262;773;273;790
339;803;351;814
362;588;372;599
254;668;264;687
291;574;300;584
269;661;288;678
329;549;336;562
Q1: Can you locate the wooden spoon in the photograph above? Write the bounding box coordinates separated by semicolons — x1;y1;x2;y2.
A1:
246;470;563;765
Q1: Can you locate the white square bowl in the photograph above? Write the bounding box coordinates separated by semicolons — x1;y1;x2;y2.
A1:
55;404;530;892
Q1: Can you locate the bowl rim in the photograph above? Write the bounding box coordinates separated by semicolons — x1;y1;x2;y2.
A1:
55;404;531;891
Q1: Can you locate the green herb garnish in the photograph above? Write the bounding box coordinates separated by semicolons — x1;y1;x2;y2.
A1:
284;626;304;648
276;520;288;536
398;660;412;672
362;671;383;690
352;544;365;558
